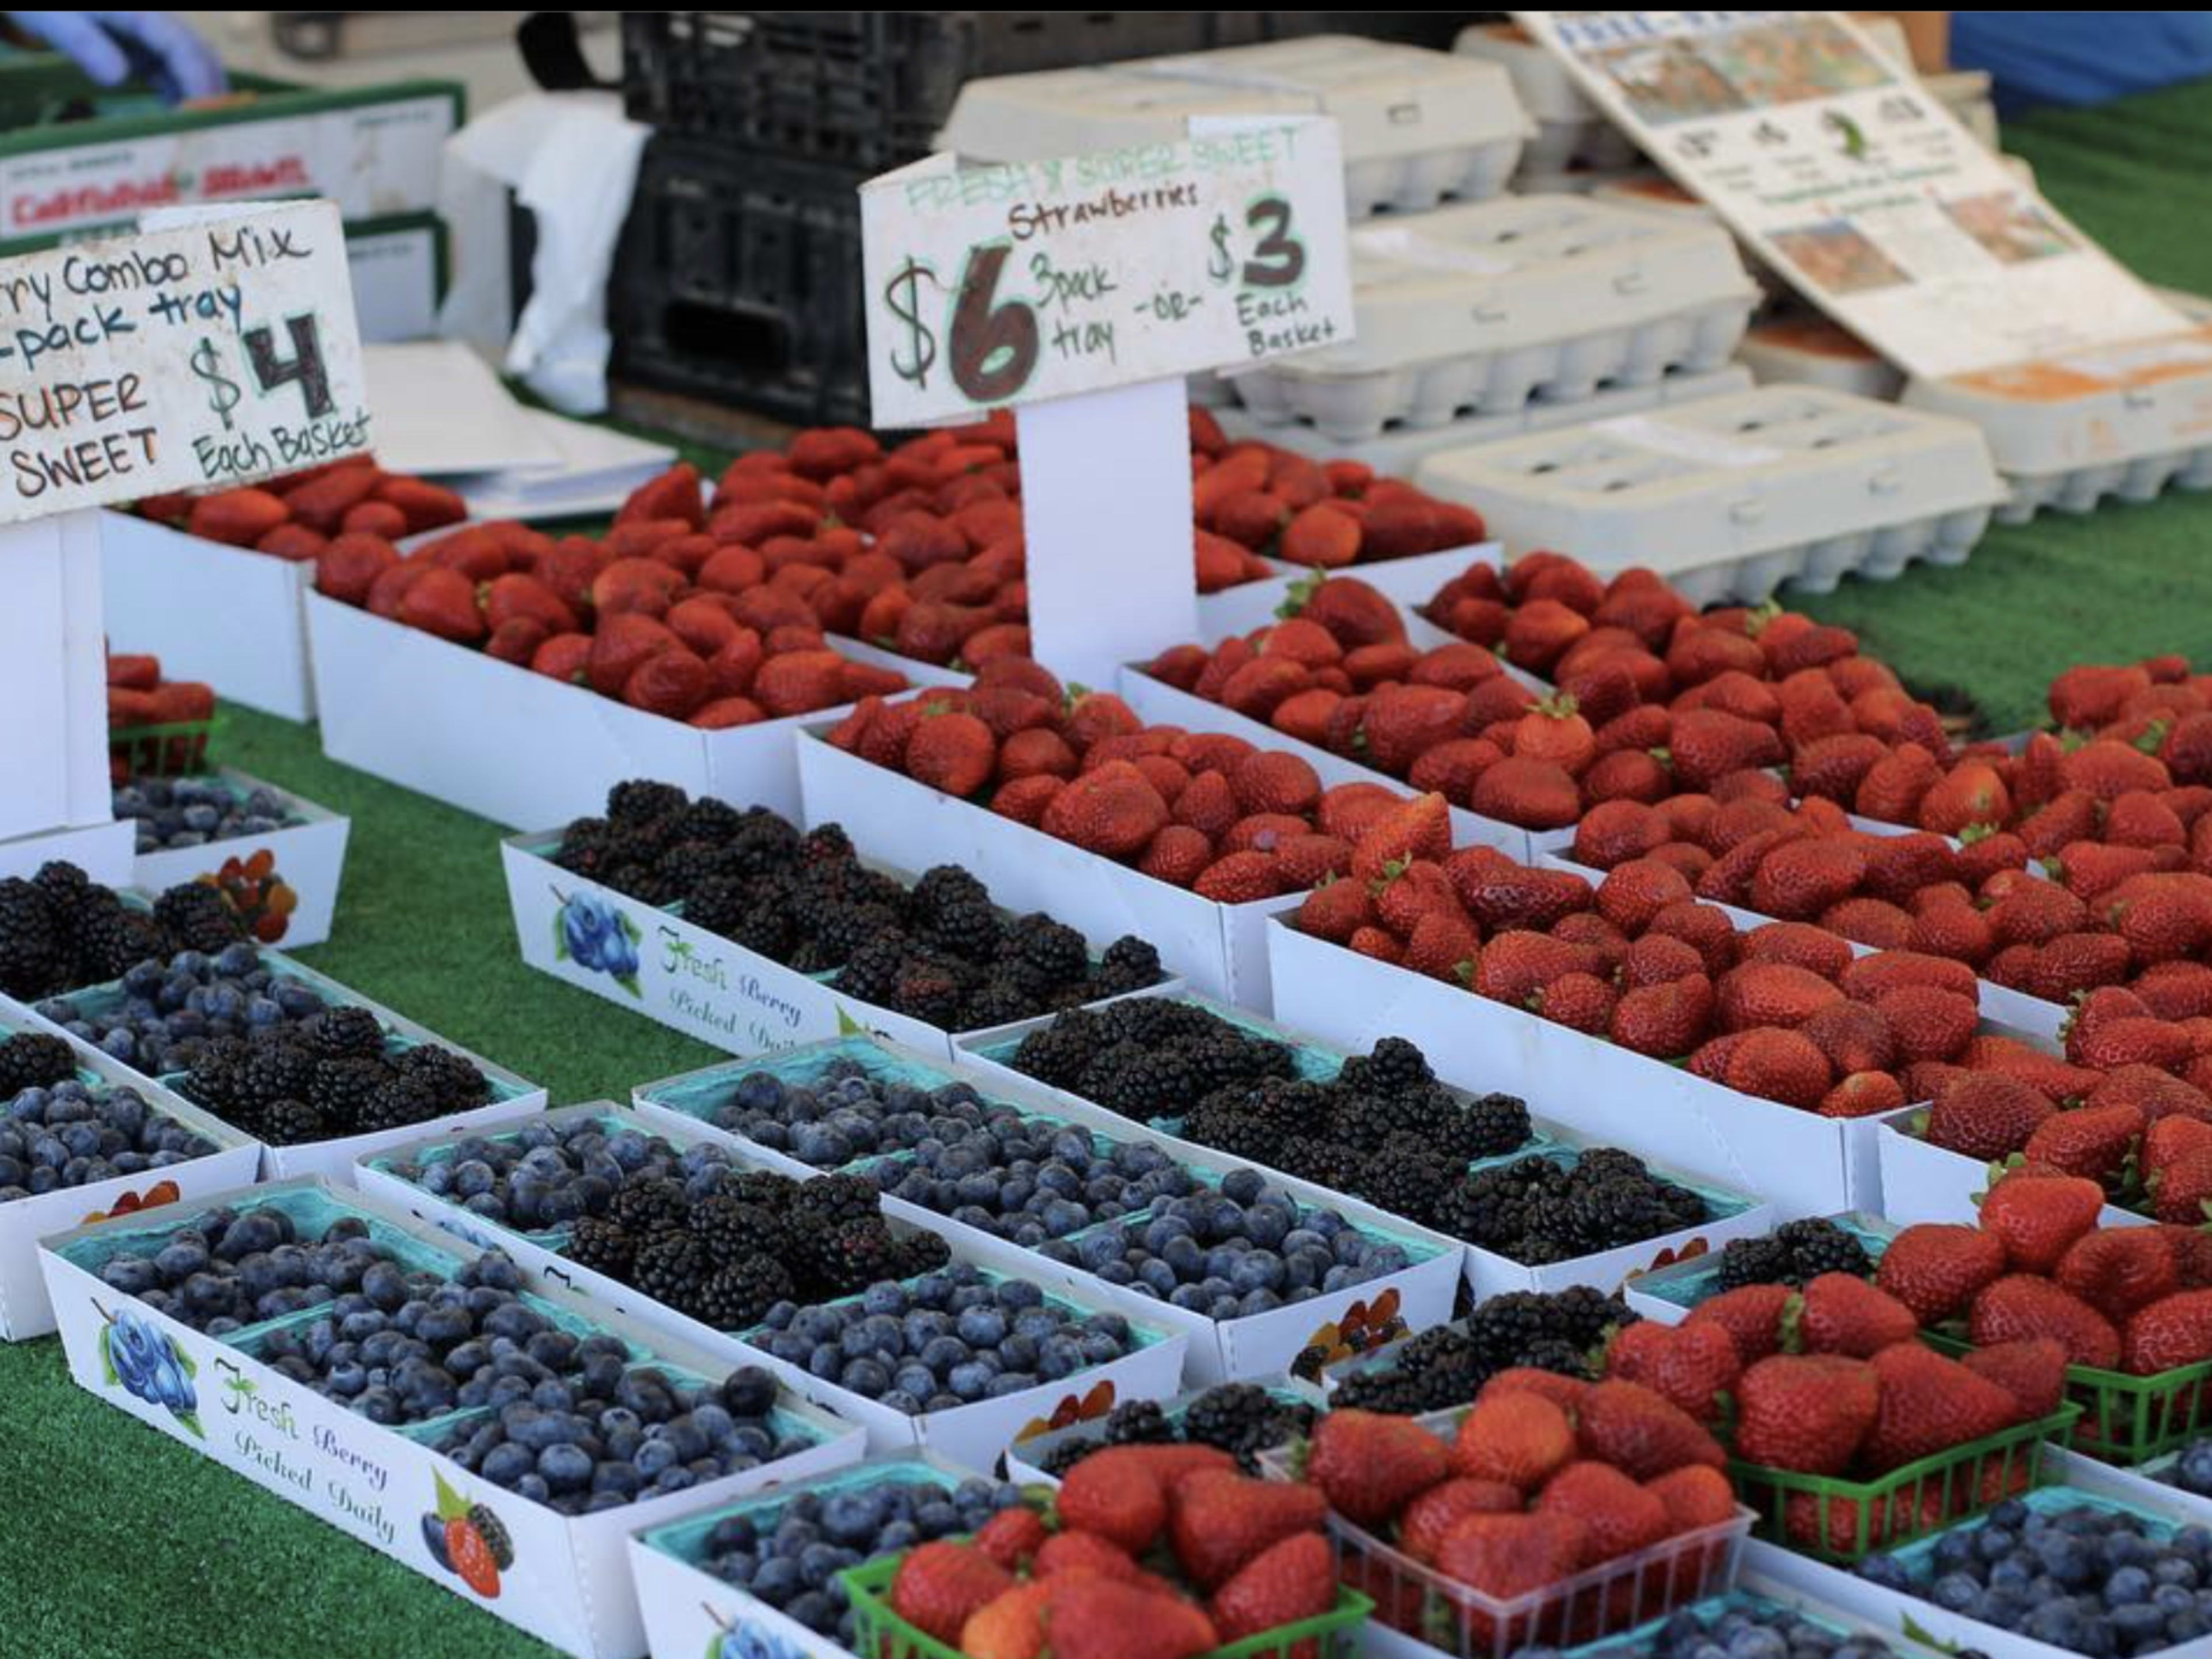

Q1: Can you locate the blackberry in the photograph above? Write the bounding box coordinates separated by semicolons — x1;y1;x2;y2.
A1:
1328;1089;1433;1149
791;1173;882;1233
566;1217;635;1277
1277;1137;1368;1194
1080;1045;1198;1119
241;1039;319;1109
1335;1037;1435;1099
1359;1135;1458;1228
183;1037;255;1115
656;840;738;905
1041;1432;1108;1478
31;861;92;918
798;824;854;868
1094;936;1164;997
692;1255;796;1331
260;1098;331;1146
73;900;168;986
0;1031;77;1095
907;865;988;925
396;1044;488;1107
1187;1029;1297;1095
1181;1384;1316;1472
887;959;975;1029
1009;1010;1102;1087
312;1057;389;1134
958;976;1047;1032
922;893;1003;964
801;901;907;972
1513;1337;1600;1380
1334;1327;1487;1415
807;1218;902;1295
1461;1093;1535;1159
1716;1235;1793;1292
889;1231;951;1279
630;1229;709;1306
466;1504;514;1571
552;817;614;878
687;873;798;962
355;1073;448;1134
1100;1398;1176;1447
1467;1289;1634;1367
690;1194;790;1268
608;1178;688;1234
674;796;749;847
1774;1218;1874;1283
153;882;244;954
606;781;688;830
720;1169;805;1212
724;814;804;880
1001;914;1089;986
306;1005;385;1059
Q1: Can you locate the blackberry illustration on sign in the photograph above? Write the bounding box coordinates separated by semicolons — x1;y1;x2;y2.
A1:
0;199;366;856
860;119;1354;687
1509;12;2187;381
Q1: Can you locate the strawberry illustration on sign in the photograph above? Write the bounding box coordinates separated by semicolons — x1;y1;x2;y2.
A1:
1634;1238;1713;1279
1293;1287;1408;1381
1017;1379;1118;1443
423;1470;514;1600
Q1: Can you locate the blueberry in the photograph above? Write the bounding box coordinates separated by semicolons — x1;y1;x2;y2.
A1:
956;1306;1007;1349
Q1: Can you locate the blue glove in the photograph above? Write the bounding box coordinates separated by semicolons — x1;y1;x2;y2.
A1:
9;12;226;102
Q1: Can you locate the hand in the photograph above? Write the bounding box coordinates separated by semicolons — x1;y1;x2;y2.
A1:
7;12;226;102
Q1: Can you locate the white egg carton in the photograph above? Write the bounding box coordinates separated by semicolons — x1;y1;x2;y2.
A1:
1221;195;1756;442
936;36;1531;220
1210;362;1753;474
1902;325;2212;521
1739;315;1906;401
1412;383;2005;605
1452;21;1639;176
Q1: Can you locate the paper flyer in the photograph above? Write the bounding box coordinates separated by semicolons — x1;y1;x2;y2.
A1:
1512;11;2190;380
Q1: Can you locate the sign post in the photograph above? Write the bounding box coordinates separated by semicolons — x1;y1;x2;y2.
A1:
860;119;1356;687
0;199;366;875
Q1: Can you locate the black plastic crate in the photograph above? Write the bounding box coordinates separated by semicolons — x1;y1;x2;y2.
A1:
620;11;1274;169
609;138;871;428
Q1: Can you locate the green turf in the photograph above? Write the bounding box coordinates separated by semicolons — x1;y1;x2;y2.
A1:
5;78;2212;1659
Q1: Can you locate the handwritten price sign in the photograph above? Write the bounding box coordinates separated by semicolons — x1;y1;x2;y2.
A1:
861;119;1354;426
0;199;366;524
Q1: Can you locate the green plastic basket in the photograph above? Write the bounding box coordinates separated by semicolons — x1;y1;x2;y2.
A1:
1728;1403;2078;1563
109;716;216;781
1925;1331;2212;1465
842;1553;1372;1659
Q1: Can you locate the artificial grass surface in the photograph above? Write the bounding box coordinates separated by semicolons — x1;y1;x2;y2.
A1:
4;75;2212;1659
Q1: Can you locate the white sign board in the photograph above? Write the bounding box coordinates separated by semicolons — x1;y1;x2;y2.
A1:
1512;11;2188;381
0;198;368;522
860;119;1354;427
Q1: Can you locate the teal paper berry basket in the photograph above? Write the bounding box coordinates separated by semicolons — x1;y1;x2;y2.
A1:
1925;1331;2212;1466
841;1554;1372;1659
1728;1403;2078;1563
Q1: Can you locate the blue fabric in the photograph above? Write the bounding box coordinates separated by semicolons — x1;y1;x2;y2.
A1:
1950;11;2212;112
5;12;224;102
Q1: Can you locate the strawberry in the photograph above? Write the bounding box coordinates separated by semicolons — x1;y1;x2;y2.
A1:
1574;801;1669;869
1059;1449;1171;1553
1349;793;1450;882
1746;925;1858;984
1862;1343;2018;1472
1916;762;2013;836
1209;1532;1334;1645
1822;1072;1908;1118
892;1541;1016;1643
1350;927;1404;964
1452;858;1593;931
1978;1171;2105;1272
1819;897;1915;950
1873;985;1980;1064
1194;851;1285;904
2022;1104;2146;1181
1717;962;1844;1032
2055;1228;2179;1316
1622;934;1709;990
1045;1578;1218;1659
1169;1471;1326;1590
1297;877;1375;944
1433;1512;1588;1600
1232;751;1324;819
1646;903;1741;977
1035;1532;1144;1583
1404;910;1482;984
1925;1074;2055;1159
396;565;487;643
1722;1028;1834;1110
2051;664;2153;730
1961;1339;2070;1423
1596;859;1695;934
2122;1290;2212;1374
1398;1479;1522;1565
1646;1464;1739;1536
2074;1016;2194;1074
1041;763;1172;861
1479;1369;1594;1412
1750;839;1869;922
976;1506;1051;1570
962;1580;1055;1659
1575;1381;1727;1480
1687;1284;1794;1363
1605;1320;1740;1422
1840;949;1980;1005
906;711;999;797
1609;976;1717;1060
1791;733;1890;803
2059;739;2169;801
1793;1274;1920;1357
1469;757;1582;830
1855;746;1944;825
1503;599;1590;673
2152;1146;2212;1223
1361;685;1472;775
1474;932;1601;1007
1969;1275;2123;1369
1668;709;1784;791
1874;1224;2009;1323
1306;1408;1450;1525
1536;1461;1672;1567
1452;1392;1578;1492
1734;1354;1879;1474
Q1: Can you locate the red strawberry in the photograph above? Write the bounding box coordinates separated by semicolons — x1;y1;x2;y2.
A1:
1605;1320;1740;1422
2055;1228;2180;1316
1536;1461;1672;1567
2022;1105;2146;1181
1647;1464;1740;1537
1969;1276;2123;1369
1452;1391;1579;1492
1575;1381;1726;1480
1686;1284;1794;1363
1793;1274;1921;1357
1469;757;1582;830
2121;1290;2212;1375
1479;1369;1593;1412
1170;1471;1327;1590
976;1506;1051;1570
1609;976;1717;1059
1800;999;1899;1075
1925;1074;2054;1159
1750;839;1869;922
1035;1532;1144;1583
1046;1578;1218;1659
1474;932;1601;1007
1596;859;1695;934
1232;751;1324;819
1297;877;1375;944
1040;763;1172;861
1194;851;1284;904
1669;709;1783;791
1722;1028;1833;1110
1349;793;1450;882
1872;987;1982;1069
1978;1171;2105;1272
1306;1409;1450;1526
1861;1343;2017;1471
1531;971;1619;1033
1874;1224;2009;1323
1398;1479;1523;1565
892;1541;1017;1643
1961;1339;2070;1422
1821;1072;1909;1118
1717;961;1845;1032
1209;1531;1334;1644
1734;1354;1880;1474
1433;1512;1588;1600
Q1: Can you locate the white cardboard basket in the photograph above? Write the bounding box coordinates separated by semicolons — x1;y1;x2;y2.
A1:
128;767;350;950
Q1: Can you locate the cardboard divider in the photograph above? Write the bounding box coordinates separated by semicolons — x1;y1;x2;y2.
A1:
100;513;319;721
7;946;547;1185
307;590;967;831
1875;1108;2156;1232
0;818;134;885
0;1012;260;1339
795;730;1300;1009
628;1031;1464;1391
130;768;350;950
1114;664;1536;859
36;1173;865;1659
1265;918;1877;1216
354;1103;1189;1470
500;833;1183;1064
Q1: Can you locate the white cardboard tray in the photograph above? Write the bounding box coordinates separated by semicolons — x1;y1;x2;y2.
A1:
128;768;350;951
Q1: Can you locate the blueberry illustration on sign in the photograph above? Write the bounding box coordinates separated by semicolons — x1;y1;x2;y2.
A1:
552;888;642;997
97;1301;203;1437
707;1609;809;1659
